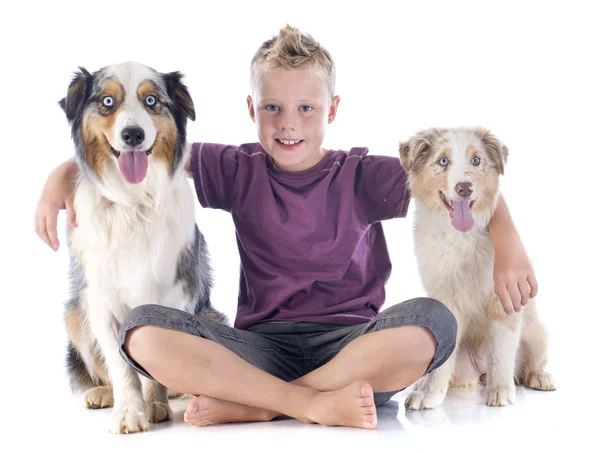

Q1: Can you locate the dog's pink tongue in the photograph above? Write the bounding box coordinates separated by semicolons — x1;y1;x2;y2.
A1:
451;200;475;232
118;151;148;184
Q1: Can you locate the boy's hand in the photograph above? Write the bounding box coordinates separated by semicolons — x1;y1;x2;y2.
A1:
34;159;78;251
493;235;538;315
489;193;539;315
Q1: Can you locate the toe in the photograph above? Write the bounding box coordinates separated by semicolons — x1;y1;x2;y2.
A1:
359;396;373;407
361;406;376;415
355;380;373;398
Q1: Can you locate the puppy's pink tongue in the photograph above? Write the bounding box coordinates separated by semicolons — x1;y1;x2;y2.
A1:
118;151;148;184
451;200;475;232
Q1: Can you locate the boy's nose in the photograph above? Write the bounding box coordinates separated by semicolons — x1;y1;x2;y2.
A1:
278;113;297;131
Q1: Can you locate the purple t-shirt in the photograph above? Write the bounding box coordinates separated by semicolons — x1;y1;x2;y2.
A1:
191;142;410;330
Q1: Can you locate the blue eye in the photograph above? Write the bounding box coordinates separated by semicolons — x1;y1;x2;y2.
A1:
439;157;449;166
471;156;481;166
145;95;156;107
300;105;312;112
266;105;279;112
102;96;114;107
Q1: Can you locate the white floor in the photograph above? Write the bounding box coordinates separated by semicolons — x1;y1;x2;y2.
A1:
11;369;590;453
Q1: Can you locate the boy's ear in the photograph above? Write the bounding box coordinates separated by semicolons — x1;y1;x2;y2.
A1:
247;95;256;122
164;71;196;121
327;95;341;123
474;127;509;175
59;66;92;122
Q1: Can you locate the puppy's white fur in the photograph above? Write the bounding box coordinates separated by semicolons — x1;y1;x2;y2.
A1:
399;127;555;410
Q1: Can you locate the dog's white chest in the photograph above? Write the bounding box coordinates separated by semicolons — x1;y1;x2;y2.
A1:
413;207;495;306
69;172;195;311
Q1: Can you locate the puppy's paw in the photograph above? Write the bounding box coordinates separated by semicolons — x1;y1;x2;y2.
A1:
82;386;114;409
109;405;148;434
405;390;445;410
147;401;172;424
486;384;516;406
525;372;557;391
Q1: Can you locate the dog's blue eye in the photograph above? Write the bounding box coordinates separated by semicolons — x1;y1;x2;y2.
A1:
439;157;449;166
471;156;481;166
145;95;156;107
102;96;114;107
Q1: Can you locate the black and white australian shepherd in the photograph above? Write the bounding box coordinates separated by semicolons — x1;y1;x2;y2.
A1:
399;127;555;410
59;61;226;434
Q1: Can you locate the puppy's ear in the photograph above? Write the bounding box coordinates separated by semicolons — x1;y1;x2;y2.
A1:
399;128;443;173
164;71;196;121
399;141;411;171
59;67;92;122
475;127;508;175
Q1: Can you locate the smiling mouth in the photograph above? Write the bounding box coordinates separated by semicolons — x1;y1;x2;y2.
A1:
110;145;153;158
276;139;303;145
439;191;475;212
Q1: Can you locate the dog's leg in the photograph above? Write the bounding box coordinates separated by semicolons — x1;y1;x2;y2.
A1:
142;377;172;423
405;348;458;410
516;302;557;391
405;314;463;410
485;296;522;406
86;290;147;434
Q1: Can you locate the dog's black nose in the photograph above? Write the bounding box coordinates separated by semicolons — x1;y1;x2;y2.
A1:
455;182;473;198
121;126;145;147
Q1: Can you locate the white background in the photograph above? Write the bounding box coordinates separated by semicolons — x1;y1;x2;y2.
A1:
1;0;598;451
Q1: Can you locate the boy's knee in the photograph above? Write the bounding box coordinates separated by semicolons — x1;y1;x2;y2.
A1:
122;325;158;363
412;297;457;346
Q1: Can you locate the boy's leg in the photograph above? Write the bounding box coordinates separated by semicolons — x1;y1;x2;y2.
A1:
185;298;457;426
119;305;377;429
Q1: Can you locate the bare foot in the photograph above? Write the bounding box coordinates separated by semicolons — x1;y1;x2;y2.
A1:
184;395;276;427
308;380;377;429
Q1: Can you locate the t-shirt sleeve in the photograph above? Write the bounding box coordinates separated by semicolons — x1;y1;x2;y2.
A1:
355;154;411;224
190;142;239;212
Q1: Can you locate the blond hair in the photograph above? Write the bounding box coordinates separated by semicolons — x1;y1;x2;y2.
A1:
250;25;336;99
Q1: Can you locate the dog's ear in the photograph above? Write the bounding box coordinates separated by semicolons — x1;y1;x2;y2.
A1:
475;127;508;175
399;141;412;172
399;128;443;173
59;67;92;122
164;71;196;121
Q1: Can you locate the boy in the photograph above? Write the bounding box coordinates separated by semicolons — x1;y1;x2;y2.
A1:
35;25;537;429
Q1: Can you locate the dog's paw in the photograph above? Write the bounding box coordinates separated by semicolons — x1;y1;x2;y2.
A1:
404;391;445;410
147;401;172;424
82;386;114;409
525;372;557;391
486;384;516;407
109;406;148;434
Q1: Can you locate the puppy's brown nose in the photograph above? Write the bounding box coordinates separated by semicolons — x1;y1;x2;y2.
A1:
455;182;473;198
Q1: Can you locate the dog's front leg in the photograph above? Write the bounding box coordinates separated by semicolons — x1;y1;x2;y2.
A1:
142;377;172;423
486;296;523;406
405;347;458;410
86;291;147;434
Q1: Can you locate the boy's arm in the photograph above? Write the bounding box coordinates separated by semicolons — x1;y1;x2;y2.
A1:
34;158;78;251
36;150;196;251
489;193;538;314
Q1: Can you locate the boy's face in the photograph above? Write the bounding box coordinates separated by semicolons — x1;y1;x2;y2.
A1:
247;69;340;171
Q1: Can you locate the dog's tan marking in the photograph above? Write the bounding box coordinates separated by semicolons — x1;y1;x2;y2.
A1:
474;127;508;175
81;81;126;179
65;307;110;386
137;80;166;114
485;295;520;331
151;114;178;173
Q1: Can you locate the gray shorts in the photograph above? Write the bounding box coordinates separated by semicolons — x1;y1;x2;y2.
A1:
118;297;457;406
